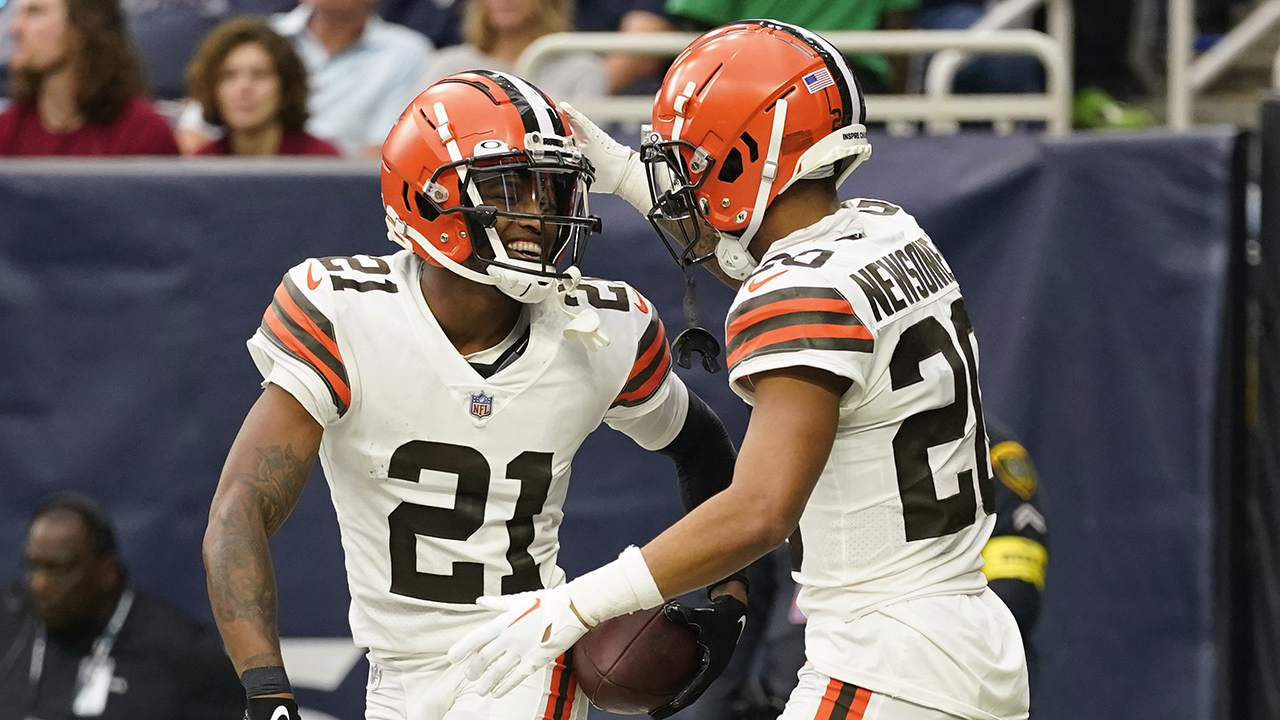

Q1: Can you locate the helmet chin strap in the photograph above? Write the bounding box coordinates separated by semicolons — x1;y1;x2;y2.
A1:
714;97;789;281
385;205;554;300
387;207;608;348
386;206;497;287
486;261;560;303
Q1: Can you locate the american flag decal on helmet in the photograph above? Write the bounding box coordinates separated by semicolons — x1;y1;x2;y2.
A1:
802;68;835;94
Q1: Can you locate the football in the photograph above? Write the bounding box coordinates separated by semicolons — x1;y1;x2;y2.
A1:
571;605;700;714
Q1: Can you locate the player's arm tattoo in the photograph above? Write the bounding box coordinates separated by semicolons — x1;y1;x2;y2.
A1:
204;441;315;671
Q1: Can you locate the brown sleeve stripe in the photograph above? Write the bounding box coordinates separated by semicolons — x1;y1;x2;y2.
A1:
282;274;337;344
727;326;873;369
259;278;351;415
728;286;849;320
726;287;871;368
611;314;673;408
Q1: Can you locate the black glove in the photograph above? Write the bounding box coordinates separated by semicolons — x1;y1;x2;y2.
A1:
650;594;748;719
246;696;301;720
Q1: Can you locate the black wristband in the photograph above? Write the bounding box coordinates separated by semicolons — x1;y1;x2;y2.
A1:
241;665;292;697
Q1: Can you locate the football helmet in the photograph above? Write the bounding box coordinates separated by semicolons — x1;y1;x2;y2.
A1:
641;21;873;280
382;70;602;303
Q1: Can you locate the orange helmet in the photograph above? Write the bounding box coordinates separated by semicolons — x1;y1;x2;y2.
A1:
382;70;601;303
642;21;872;280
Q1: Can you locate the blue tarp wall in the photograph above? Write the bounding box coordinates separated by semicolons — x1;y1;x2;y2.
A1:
0;127;1242;720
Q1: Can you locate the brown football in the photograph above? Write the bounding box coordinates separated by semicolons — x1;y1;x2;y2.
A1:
571;606;700;714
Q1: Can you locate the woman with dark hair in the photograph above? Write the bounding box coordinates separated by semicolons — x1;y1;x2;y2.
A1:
185;17;339;156
0;0;179;155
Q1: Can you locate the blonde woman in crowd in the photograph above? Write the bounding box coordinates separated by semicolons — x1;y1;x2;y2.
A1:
418;0;606;100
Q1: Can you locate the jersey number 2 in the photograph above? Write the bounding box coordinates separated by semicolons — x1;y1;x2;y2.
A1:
386;441;551;604
889;298;994;541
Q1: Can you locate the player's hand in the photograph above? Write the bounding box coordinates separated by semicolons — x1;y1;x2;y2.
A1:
559;101;653;214
447;586;589;698
246;696;301;720
649;595;749;719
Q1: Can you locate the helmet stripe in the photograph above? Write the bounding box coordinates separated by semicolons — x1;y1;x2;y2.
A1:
745;20;865;127
502;72;567;136
472;70;541;134
478;70;565;137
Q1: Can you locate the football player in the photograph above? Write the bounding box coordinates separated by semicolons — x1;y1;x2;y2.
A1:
679;420;1050;720
449;22;1031;720
203;70;747;720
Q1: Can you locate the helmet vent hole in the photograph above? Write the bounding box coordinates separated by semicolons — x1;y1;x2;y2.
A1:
697;63;724;97
718;148;744;183
418;108;437;130
414;191;440;221
764;87;795;113
739;133;759;162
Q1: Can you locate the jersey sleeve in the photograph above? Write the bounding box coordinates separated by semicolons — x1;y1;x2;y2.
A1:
725;266;875;404
602;287;686;450
245;261;351;426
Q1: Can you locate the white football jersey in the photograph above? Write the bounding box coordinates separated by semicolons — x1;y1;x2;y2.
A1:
246;250;687;655
726;200;1028;720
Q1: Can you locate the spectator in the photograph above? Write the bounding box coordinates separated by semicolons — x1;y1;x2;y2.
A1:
577;0;674;94
186;17;340;155
915;0;1043;95
0;493;245;720
0;0;14;94
378;0;461;49
662;0;918;93
915;0;1153;130
177;0;433;157
418;0;606;100
0;0;180;155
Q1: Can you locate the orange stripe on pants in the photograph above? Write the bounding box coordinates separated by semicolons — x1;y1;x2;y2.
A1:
541;653;575;720
813;679;873;720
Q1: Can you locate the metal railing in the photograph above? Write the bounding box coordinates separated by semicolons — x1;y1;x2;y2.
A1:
1167;0;1280;128
922;0;1072;133
515;29;1072;134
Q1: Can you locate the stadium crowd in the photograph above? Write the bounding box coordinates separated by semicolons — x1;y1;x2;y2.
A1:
1;0;1250;156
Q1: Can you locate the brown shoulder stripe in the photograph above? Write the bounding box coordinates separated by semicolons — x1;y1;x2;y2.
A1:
611;313;672;408
259;275;350;415
726;287;872;368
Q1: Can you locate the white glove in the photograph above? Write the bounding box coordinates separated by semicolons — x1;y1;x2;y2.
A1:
447;586;588;698
559;101;653;214
448;546;664;698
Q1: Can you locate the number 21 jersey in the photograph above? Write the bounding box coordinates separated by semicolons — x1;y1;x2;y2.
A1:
245;250;685;656
726;200;1028;720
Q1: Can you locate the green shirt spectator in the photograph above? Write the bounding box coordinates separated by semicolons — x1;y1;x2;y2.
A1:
663;0;918;90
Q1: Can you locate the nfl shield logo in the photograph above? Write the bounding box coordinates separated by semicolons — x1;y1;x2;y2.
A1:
469;392;493;420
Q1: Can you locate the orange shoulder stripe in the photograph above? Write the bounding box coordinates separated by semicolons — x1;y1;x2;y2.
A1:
628;319;669;382
274;283;342;360
262;310;352;408
727;297;854;339
617;346;671;403
727;323;873;368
